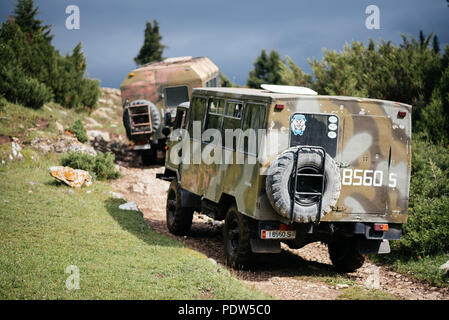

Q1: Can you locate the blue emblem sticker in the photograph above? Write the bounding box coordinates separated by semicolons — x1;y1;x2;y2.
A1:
291;114;307;136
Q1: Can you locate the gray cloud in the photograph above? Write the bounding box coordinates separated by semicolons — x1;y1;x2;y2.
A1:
1;0;448;88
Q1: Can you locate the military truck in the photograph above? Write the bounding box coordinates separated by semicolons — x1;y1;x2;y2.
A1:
120;56;219;164
159;85;412;272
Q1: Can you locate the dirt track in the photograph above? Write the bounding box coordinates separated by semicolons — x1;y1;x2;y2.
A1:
110;162;449;300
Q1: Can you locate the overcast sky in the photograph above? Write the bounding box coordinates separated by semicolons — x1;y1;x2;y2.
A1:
1;0;448;88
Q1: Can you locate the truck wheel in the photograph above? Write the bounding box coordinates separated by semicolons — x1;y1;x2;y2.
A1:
328;237;365;272
166;180;194;235
223;205;254;269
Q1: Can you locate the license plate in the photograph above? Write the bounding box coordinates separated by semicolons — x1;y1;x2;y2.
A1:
133;144;151;150
261;230;296;239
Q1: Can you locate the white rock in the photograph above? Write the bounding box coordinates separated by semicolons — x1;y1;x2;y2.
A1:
55;121;64;133
364;266;381;289
335;284;349;290
110;191;125;199
131;183;145;194
439;260;449;277
119;202;139;211
87;130;110;142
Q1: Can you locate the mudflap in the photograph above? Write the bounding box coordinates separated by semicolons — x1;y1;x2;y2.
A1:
250;239;281;253
359;239;391;254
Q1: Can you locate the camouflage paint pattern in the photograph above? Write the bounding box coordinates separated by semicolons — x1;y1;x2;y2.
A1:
120;56;219;111
174;87;412;225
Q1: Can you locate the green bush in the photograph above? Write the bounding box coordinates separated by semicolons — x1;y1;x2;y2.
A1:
61;151;121;181
69;120;88;143
392;135;449;256
0;3;100;111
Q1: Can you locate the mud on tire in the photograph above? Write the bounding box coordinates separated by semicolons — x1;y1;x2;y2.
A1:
166;179;194;235
223;205;254;269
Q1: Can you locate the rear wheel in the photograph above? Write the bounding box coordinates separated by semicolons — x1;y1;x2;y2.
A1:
166;180;194;235
223;205;254;269
328;237;365;272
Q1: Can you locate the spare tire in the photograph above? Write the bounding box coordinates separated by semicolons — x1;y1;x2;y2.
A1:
130;99;161;132
265;146;341;223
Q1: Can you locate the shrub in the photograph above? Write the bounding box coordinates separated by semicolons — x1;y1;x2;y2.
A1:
69;120;88;143
61;151;121;181
393;135;449;256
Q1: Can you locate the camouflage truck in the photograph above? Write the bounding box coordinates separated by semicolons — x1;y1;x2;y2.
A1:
159;85;412;272
120;56;219;164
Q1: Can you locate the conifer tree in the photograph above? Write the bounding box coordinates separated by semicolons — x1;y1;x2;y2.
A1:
13;0;52;42
134;20;166;65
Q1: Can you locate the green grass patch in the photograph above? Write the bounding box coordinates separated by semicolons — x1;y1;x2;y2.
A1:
370;252;449;288
0;100;88;143
337;287;397;300
0;154;268;299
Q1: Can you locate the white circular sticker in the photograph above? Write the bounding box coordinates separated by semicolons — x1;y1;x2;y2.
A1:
328;116;338;124
328;123;337;131
328;131;337;139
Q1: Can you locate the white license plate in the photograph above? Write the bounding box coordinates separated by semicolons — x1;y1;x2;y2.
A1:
133;144;151;150
261;230;296;239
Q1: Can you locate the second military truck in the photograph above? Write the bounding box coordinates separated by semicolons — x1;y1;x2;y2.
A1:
160;85;412;272
120;56;219;164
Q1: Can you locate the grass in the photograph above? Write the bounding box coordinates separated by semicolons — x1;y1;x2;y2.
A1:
292;265;398;300
337;287;397;300
0;154;269;299
369;252;449;288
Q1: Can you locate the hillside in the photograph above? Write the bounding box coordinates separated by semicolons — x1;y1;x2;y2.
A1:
0;89;268;299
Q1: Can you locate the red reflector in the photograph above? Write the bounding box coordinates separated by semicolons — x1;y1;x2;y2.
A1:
280;224;295;231
397;111;406;118
374;224;389;231
275;104;284;111
261;230;266;239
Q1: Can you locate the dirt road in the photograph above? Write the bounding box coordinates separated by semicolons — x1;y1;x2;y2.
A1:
110;162;449;300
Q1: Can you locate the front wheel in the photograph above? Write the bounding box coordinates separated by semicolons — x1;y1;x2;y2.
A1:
223;205;254;269
166;180;194;235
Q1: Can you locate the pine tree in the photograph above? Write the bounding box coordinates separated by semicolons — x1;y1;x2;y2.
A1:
134;20;166;65
13;0;53;43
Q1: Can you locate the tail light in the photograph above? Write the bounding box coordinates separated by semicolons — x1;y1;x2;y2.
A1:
275;104;284;111
397;111;406;119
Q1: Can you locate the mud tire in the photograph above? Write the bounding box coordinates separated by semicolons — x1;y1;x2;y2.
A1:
223;205;254;269
166;179;194;235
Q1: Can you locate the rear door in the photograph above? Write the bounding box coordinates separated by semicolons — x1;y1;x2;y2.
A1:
338;115;392;215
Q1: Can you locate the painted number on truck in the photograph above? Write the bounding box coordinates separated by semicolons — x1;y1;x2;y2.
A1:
342;169;397;188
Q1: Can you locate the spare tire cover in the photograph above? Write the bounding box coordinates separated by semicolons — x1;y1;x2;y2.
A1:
265;146;341;223
130;99;161;131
